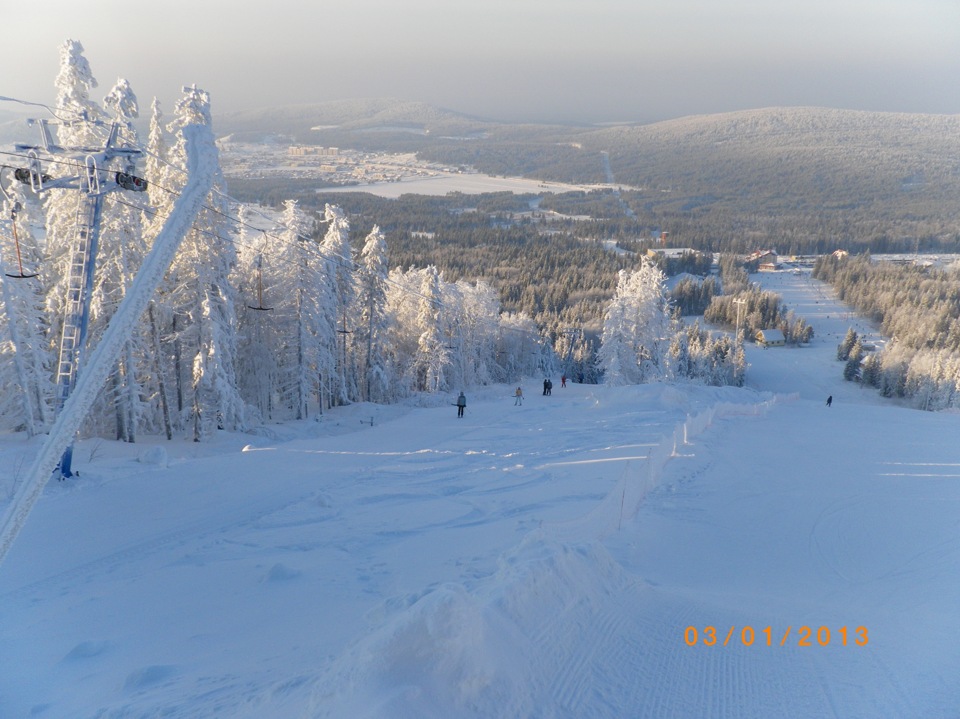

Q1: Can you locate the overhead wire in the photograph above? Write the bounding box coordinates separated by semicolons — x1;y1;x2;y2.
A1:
0;112;547;343
10;146;489;316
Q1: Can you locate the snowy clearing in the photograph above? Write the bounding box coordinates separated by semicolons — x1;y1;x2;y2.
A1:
321;171;614;198
1;271;958;717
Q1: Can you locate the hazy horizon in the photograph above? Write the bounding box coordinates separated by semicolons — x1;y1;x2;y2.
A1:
2;1;959;125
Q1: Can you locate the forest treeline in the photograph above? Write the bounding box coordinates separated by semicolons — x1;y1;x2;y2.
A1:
222;102;960;257
1;41;757;446
814;253;960;409
228;181;825;362
227;189;644;330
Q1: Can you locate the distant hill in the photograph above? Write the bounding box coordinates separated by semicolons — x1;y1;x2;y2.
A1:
588;107;960;215
217;98;502;144
217;100;960;250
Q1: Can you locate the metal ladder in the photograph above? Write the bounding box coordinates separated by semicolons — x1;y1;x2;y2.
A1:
54;157;106;477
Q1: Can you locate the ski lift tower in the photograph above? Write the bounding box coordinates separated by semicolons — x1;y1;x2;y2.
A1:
14;118;147;478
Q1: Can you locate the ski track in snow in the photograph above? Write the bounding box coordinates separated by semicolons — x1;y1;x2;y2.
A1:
2;270;960;717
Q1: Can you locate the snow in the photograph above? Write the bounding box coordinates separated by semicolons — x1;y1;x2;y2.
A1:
0;121;218;566
322;172;611;199
1;270;958;717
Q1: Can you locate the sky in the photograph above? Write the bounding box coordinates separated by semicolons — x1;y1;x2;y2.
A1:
2;269;958;717
2;0;960;124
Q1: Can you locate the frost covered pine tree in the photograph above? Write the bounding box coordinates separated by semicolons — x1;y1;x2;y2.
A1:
0;188;51;434
164;85;246;440
263;200;319;419
40;40;107;404
414;266;449;393
493;312;540;382
143;98;173;236
353;225;392;402
598;262;672;385
140;96;180;438
93;78;151;442
455;280;502;387
233;207;278;421
318;205;356;406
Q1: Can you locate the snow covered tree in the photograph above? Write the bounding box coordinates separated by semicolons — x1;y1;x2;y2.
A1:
837;327;858;361
164;85;246;440
456;280;502;387
353;225;392;402
144;98;173;235
413;265;449;393
860;351;881;388
843;338;864;382
260;200;320;419
40;40;108;426
495;312;542;382
233;208;278;421
318;205;357;406
92;78;150;442
0;191;51;434
598;262;671;385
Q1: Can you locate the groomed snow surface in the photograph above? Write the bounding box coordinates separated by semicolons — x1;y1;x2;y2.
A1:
1;271;958;718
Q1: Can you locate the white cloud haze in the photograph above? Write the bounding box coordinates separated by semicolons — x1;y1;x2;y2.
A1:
2;0;959;122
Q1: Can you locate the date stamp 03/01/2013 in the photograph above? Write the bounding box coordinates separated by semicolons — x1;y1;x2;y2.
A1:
684;626;869;648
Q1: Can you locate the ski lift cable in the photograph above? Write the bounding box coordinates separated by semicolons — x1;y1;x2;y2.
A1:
3;147;465;313
2;107;554;345
0;148;344;272
110;195;450;314
133;144;390;265
111;196;542;342
6;152;545;343
3;146;545;342
138;179;456;310
0;95;77;124
5;114;437;291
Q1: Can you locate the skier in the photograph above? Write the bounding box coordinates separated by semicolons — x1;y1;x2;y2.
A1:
515;386;524;405
561;374;567;388
546;378;553;395
543;378;549;396
456;391;466;418
826;395;833;407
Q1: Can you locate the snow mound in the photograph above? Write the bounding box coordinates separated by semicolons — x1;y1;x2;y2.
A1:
308;535;635;718
123;664;178;692
137;446;168;466
61;640;111;663
265;563;302;582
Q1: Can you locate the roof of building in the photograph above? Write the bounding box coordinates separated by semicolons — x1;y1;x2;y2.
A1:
757;328;786;343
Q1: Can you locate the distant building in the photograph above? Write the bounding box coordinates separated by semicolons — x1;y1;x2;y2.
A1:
647;247;697;260
288;146;339;157
747;249;779;271
756;328;786;347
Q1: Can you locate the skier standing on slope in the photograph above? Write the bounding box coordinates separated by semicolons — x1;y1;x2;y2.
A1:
456;392;466;418
515;387;524;405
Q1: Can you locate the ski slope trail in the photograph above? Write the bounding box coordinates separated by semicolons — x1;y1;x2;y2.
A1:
1;271;958;717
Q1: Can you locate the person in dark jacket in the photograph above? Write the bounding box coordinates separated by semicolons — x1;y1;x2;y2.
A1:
456;392;466;417
826;395;833;407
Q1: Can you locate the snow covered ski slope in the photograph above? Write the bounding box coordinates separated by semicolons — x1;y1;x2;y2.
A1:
0;270;957;717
